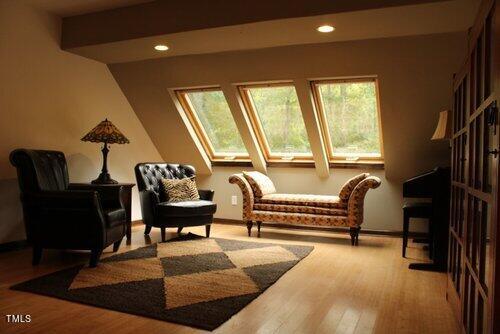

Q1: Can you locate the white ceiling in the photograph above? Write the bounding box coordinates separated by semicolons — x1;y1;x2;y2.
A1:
67;0;480;64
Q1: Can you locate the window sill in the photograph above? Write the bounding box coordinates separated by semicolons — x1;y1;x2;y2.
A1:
266;160;315;168
329;160;385;169
211;159;384;169
212;160;253;167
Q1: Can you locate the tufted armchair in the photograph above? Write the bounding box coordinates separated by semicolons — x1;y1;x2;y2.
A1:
10;149;127;267
135;163;216;241
229;173;381;245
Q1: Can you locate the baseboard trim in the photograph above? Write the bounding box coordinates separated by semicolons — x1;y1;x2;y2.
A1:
131;220;143;226
213;218;426;238
0;240;29;253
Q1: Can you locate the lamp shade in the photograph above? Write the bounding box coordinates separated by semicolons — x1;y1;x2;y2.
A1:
431;110;452;140
81;119;129;144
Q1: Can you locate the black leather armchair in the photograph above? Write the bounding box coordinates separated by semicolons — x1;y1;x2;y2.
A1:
135;163;216;241
9;149;127;267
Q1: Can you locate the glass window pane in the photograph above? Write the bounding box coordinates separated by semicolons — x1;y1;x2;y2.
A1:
318;81;382;157
186;90;248;155
247;86;311;155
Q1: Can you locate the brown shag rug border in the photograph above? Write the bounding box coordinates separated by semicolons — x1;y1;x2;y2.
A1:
11;234;313;331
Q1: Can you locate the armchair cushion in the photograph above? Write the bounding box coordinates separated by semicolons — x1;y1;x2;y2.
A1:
161;177;200;203
339;173;369;202
243;171;276;197
156;200;217;217
255;193;346;209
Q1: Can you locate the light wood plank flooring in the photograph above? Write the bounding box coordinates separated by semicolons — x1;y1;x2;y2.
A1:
0;223;459;334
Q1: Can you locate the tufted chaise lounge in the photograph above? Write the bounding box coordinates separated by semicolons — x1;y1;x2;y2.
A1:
229;172;381;245
135;163;217;241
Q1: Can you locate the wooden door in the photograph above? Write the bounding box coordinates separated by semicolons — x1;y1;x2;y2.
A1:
448;1;499;332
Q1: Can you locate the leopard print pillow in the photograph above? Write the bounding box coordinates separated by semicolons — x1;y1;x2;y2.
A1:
161;177;200;203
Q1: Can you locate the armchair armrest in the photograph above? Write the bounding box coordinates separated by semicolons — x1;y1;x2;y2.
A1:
21;190;107;241
347;176;381;227
229;174;254;220
198;189;215;201
69;183;125;209
138;189;160;227
22;190;100;208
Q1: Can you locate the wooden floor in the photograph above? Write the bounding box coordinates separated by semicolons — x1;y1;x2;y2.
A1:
0;223;459;334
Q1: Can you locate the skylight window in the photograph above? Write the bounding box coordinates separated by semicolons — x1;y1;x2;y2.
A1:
313;78;383;162
176;88;249;161
239;83;312;162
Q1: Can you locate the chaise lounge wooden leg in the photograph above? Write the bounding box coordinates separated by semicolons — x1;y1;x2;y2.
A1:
177;227;183;235
144;225;152;235
257;221;262;237
349;227;360;246
32;246;42;265
89;248;103;268
161;227;166;242
246;221;253;237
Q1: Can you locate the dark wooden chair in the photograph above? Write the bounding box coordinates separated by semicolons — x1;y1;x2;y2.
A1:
402;202;433;258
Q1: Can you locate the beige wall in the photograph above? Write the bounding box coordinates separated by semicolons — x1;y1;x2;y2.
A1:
0;1;162;244
110;32;466;232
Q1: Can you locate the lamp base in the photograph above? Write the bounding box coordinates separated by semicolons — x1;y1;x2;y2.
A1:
91;172;118;185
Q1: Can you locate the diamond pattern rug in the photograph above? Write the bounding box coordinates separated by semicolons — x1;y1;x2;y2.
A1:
11;234;313;330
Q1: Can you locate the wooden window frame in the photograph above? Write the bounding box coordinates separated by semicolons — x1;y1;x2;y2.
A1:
311;77;385;165
175;87;250;163
238;82;314;164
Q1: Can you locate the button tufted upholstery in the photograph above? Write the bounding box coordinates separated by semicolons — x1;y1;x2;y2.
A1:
10;149;127;267
135;163;196;196
10;149;69;192
135;163;216;240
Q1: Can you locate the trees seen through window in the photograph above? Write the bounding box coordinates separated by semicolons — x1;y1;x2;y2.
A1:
177;89;248;161
240;84;312;161
314;79;382;160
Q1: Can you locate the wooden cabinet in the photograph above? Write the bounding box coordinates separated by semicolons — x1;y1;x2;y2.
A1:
447;1;499;332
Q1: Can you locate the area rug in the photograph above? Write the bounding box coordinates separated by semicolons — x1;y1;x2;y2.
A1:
11;234;313;330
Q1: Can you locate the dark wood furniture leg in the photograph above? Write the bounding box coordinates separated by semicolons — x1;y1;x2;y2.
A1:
177;227;183;235
205;225;211;238
89;249;102;268
161;227;166;242
403;211;409;257
32;246;42;265
246;221;253;236
120;186;133;241
428;218;434;259
349;227;360;246
144;225;152;235
113;240;122;252
257;221;262;237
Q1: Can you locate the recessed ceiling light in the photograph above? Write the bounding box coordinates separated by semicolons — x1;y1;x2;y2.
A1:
317;25;335;33
154;44;169;51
